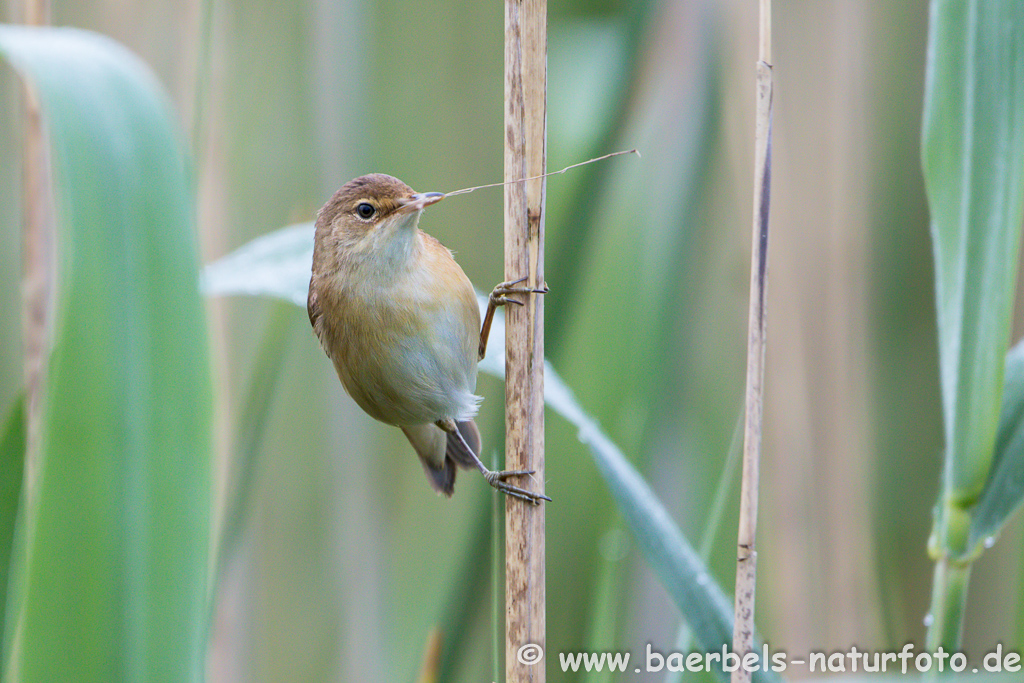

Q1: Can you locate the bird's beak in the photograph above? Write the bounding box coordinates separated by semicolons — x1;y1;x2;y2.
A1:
397;192;445;214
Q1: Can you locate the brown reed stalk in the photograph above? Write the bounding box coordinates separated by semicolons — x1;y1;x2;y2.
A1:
503;0;547;680
732;1;772;682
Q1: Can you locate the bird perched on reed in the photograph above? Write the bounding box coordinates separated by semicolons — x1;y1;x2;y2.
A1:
307;173;548;504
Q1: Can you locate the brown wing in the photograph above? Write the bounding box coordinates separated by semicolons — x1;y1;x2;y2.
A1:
308;278;338;362
307;278;321;333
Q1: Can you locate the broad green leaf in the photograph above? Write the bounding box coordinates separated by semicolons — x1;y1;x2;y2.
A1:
202;225;778;683
967;338;1024;552
922;0;1024;522
922;0;1024;653
200;222;313;307
0;25;211;682
0;396;25;660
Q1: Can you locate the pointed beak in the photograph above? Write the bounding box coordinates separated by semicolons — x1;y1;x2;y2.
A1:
397;192;445;214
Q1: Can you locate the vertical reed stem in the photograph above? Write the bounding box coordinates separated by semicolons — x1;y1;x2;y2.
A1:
732;1;772;682
504;0;547;680
925;557;970;655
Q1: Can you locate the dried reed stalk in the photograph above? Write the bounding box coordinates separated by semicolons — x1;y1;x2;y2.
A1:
503;0;547;680
732;1;772;682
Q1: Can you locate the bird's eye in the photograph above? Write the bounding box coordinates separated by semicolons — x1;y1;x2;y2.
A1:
356;202;376;219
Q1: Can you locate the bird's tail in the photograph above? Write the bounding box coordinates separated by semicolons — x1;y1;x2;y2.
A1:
401;420;482;497
447;419;481;469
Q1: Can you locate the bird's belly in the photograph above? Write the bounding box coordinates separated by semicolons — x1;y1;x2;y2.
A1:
333;294;480;426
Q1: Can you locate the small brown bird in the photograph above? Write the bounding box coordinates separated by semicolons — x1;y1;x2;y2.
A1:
308;174;549;504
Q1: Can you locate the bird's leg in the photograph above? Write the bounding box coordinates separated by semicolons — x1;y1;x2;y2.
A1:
436;418;551;505
478;276;549;361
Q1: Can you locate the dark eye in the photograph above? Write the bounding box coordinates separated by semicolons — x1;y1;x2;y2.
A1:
356;202;376;219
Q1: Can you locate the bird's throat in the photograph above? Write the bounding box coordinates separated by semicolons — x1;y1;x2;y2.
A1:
363;213;423;275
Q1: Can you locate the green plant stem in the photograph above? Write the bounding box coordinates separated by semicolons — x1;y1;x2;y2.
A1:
925;556;971;654
925;495;972;653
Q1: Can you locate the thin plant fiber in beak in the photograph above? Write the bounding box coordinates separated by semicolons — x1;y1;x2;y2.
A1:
397;192;445;214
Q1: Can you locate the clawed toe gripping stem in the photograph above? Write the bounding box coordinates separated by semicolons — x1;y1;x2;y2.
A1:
478;276;549;360
438;419;550;505
484;469;551;505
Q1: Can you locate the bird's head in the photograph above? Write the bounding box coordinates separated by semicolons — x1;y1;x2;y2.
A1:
316;173;444;247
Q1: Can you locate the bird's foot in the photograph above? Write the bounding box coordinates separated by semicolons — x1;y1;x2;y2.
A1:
479;277;549;360
484;469;551;505
488;276;549;308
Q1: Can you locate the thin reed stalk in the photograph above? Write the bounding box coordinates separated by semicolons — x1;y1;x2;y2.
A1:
732;1;772;682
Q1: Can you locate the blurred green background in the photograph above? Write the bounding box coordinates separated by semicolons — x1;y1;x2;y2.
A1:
2;0;1023;681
